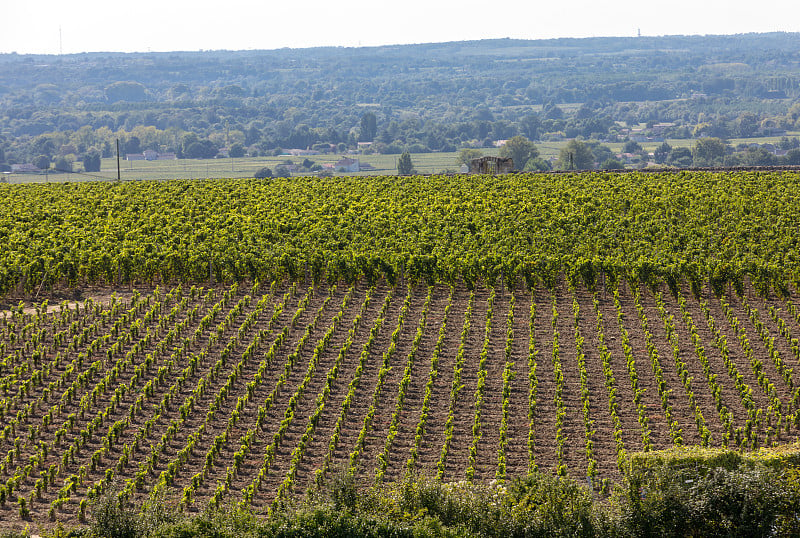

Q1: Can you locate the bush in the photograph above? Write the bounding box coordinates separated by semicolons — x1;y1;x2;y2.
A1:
620;446;800;537
91;490;179;538
254;167;272;178
330;467;357;512
622;465;800;536
152;505;410;538
356;474;602;537
73;446;800;537
382;143;404;154
54;156;72;173
91;493;142;538
600;158;624;170
524;157;552;172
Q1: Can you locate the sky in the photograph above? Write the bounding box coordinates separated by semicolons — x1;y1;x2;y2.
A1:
2;0;799;54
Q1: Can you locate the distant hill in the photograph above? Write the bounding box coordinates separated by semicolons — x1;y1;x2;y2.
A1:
1;33;799;164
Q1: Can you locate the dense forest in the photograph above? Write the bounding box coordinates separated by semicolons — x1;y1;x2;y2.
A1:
1;33;800;168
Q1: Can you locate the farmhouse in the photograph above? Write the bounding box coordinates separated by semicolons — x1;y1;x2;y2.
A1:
126;151;177;161
11;163;41;173
335;157;360;173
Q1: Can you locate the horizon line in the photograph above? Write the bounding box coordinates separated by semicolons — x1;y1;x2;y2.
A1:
1;30;797;57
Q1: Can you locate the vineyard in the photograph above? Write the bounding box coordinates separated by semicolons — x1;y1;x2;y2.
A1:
0;171;800;530
1;171;799;295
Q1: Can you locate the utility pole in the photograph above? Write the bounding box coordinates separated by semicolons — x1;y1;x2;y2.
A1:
116;139;121;181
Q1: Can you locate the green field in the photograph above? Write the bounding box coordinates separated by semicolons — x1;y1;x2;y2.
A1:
3;151;496;183
2;171;800;536
1;170;799;296
4;133;798;184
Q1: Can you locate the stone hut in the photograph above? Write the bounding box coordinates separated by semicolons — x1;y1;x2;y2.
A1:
468;156;514;174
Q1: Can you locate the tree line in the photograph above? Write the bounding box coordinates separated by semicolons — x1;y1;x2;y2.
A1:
2;34;800;170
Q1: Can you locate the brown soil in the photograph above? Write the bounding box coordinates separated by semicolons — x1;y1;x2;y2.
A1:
1;279;798;530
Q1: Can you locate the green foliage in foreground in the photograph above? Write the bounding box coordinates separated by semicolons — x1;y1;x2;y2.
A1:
29;445;800;538
1;171;800;297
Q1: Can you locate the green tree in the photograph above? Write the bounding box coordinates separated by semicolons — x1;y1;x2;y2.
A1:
184;140;218;159
105;81;148;103
123;136;141;155
83;152;101;172
32;136;56;158
668;147;693;167
520;113;542;140
654;142;672;164
499;135;539;171
542;101;564;120
734;112;759;137
692;137;727;166
622;139;642;153
588;142;614;164
456;148;483;167
739;147;777;166
360;112;377;142
524;157;552;171
785;148;800;165
779;136;800;150
600;157;625;170
254;167;272;178
397;151;415;175
274;165;291;177
54;156;72;173
228;142;245;158
556;140;595;170
33;155;50;170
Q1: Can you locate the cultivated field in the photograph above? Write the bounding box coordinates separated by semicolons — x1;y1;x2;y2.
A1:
1;277;799;527
1;170;800;530
5;132;799;183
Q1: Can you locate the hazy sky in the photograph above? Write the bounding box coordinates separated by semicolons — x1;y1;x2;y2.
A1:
2;0;799;54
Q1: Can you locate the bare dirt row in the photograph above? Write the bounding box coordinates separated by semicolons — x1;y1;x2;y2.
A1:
1;279;798;527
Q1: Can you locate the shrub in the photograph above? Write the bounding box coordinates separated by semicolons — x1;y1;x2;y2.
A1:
253;167;272;178
91;493;142;538
330;467;357;512
273;165;291;177
619;447;800;536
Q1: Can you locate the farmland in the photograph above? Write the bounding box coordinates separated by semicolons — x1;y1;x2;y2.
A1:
2;277;800;527
4;134;799;184
1;171;800;531
2;171;800;295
